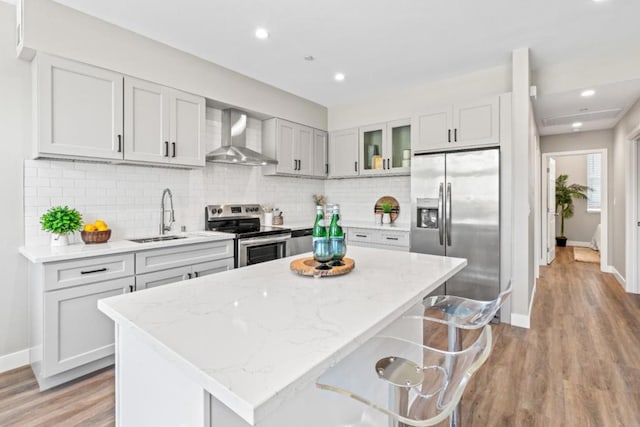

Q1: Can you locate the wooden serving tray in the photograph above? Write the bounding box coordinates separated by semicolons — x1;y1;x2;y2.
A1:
290;257;355;277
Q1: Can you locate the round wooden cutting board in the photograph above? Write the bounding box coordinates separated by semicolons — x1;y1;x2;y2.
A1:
290;257;355;277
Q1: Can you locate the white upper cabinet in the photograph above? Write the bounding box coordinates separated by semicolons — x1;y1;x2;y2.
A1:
313;129;328;178
262;118;323;178
35;54;124;160
124;79;204;167
328;128;359;178
359;123;387;176
34;54;205;167
414;95;500;153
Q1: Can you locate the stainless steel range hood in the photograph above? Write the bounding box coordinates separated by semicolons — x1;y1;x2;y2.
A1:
206;109;277;166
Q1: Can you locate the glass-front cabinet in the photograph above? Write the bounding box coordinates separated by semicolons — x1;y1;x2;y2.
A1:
359;119;410;176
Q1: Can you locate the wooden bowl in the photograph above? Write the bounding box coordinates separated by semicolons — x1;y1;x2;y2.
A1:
81;229;111;244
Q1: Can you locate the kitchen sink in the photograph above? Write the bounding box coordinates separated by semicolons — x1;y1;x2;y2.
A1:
128;235;188;243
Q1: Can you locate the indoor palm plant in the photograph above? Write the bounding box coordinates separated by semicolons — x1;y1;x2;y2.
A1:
40;206;83;246
555;174;589;247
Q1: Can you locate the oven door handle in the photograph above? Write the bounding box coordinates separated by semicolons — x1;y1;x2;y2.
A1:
238;234;291;247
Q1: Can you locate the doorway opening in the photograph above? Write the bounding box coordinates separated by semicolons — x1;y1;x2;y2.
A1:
625;134;640;294
541;149;608;272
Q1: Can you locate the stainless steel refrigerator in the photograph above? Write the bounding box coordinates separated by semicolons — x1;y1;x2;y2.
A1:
410;148;500;300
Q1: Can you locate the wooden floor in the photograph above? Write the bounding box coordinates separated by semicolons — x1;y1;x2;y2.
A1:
0;246;638;426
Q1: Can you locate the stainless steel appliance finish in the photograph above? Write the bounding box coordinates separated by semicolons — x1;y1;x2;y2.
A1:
288;228;313;256
411;148;500;300
205;110;278;166
205;204;291;268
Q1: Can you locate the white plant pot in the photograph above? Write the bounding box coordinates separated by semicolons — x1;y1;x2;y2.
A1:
50;233;69;247
382;213;391;224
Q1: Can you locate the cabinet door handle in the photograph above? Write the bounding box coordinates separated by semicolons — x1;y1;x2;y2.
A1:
387;159;390;170
298;159;302;170
354;161;358;172
164;141;169;157
194;271;199;278
386;237;399;241
355;234;367;238
129;285;134;293
172;142;176;158
326;163;328;175
454;128;458;142
448;129;451;143
80;267;107;275
117;135;122;153
187;273;192;279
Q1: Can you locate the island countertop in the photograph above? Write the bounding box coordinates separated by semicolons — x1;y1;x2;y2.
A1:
98;246;466;425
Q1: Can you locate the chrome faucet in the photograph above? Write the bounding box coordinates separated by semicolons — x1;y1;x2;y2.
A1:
160;188;175;235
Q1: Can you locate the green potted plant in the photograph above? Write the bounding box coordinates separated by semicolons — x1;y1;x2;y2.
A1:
40;206;83;246
381;201;393;225
555;174;589;247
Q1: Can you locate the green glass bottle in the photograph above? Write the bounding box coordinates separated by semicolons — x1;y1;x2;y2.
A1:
312;205;328;244
329;205;346;265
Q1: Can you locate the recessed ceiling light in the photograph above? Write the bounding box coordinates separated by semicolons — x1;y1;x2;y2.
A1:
592;0;608;2
581;89;596;97
334;73;345;82
255;28;269;40
304;55;315;61
572;122;583;128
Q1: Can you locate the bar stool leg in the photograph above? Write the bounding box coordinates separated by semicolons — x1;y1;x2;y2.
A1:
448;322;462;427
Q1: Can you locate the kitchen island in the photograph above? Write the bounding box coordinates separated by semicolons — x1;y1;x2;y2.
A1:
98;246;466;426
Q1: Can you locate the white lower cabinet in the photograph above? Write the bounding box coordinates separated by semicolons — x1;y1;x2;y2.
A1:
346;227;409;251
29;239;234;390
43;277;132;377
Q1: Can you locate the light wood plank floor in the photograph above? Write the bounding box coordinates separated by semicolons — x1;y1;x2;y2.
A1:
1;246;638;426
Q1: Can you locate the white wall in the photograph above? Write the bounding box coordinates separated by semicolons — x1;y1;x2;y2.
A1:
613;98;640;278
21;0;327;130
552;155;601;242
0;2;30;364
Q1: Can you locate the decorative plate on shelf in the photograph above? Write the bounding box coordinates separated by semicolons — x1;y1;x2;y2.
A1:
374;196;400;222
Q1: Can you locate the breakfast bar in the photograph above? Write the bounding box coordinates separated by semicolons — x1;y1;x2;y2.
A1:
98;246;466;426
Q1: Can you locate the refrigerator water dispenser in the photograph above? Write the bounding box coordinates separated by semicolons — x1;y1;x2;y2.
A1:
416;198;439;229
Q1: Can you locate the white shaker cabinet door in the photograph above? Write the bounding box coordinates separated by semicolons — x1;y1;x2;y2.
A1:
168;89;205;167
453;96;500;147
296;124;314;176
313;130;328;178
124;77;170;163
191;258;234;278
42;277;132;377
35;54;124;160
328;128;360;178
275;119;297;174
135;266;192;291
414;107;453;153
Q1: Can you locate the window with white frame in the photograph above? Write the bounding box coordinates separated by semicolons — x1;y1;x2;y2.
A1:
586;153;601;212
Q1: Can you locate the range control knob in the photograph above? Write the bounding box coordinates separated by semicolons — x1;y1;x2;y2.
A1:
217;208;223;214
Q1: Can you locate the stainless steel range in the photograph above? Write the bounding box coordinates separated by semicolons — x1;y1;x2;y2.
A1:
205;204;291;268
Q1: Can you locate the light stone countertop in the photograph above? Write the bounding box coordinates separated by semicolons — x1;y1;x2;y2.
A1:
19;231;234;263
98;246;466;425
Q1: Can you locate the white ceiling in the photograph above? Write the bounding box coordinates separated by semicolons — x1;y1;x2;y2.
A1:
533;79;640;136
52;0;640;110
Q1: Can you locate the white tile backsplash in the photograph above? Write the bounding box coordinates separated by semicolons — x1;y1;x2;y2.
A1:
324;176;411;226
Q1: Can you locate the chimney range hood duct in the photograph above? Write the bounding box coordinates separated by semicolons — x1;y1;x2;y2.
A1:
205;109;277;166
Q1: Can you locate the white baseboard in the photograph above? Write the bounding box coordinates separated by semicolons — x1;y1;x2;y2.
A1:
608;266;626;288
567;240;592;248
0;349;29;374
510;281;537;329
